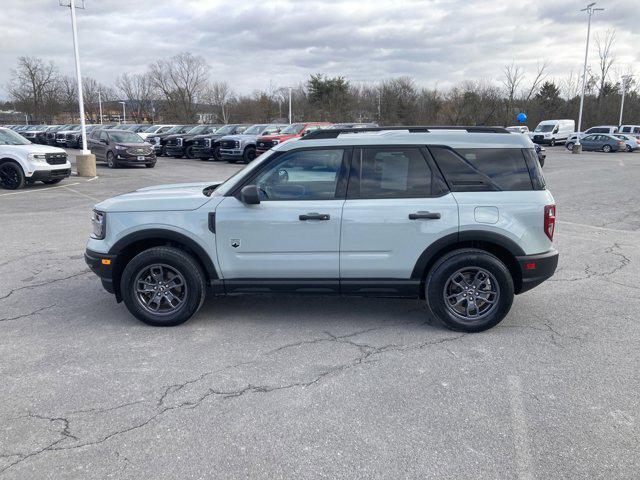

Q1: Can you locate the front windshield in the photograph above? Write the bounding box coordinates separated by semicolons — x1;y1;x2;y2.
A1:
109;131;144;143
143;125;158;133
534;124;554;133
187;125;209;135
214;125;235;135
0;129;31;145
133;125;149;132
244;125;265;135
281;123;304;135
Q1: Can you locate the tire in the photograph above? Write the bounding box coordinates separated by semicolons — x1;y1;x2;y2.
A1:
538;157;545;168
160;146;167;157
106;151;117;168
602;144;612;153
625;145;632;152
145;163;155;168
42;178;63;184
0;161;25;190
549;138;556;147
173;155;183;159
242;146;257;164
566;142;574;151
425;248;514;332
121;246;206;327
185;147;195;159
199;157;210;161
212;145;222;161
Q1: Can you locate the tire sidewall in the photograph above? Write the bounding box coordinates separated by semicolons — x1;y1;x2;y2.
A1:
213;145;222;161
243;147;256;164
0;162;25;190
426;250;514;332
121;248;205;327
107;152;117;168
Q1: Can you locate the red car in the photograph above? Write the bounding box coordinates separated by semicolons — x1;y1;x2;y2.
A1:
255;122;332;156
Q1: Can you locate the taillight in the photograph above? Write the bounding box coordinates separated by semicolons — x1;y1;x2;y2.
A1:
544;204;556;241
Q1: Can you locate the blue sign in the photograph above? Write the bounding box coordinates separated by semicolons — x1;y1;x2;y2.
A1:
516;113;527;124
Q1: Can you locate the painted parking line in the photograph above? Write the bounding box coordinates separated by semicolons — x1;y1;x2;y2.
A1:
0;182;81;197
61;185;102;202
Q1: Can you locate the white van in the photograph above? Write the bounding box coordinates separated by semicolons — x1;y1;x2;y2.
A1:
529;119;575;146
619;125;640;137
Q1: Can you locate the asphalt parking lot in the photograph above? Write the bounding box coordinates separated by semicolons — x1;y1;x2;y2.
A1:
1;147;639;479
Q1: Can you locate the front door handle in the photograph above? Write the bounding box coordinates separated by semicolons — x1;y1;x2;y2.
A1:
408;211;441;220
299;213;330;221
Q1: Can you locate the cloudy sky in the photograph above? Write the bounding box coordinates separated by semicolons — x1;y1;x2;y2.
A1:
0;0;638;99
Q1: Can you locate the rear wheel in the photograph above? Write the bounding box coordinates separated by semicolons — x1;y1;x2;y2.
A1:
425;249;514;332
602;144;612;153
106;151;117;168
121;247;206;327
549;138;556;147
0;162;25;190
625;145;632;152
566;142;574;151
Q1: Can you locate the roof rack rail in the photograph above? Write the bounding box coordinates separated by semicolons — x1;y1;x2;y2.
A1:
301;125;510;140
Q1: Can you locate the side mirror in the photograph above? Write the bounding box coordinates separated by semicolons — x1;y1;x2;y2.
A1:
240;184;260;205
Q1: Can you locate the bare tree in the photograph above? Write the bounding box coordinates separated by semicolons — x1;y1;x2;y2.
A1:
595;29;616;98
116;72;155;122
202;81;234;123
523;60;550;102
83;77;115;123
7;56;60;123
149;52;210;122
559;70;580;99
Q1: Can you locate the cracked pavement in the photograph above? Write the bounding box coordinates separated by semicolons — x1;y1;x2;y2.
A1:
1;149;639;479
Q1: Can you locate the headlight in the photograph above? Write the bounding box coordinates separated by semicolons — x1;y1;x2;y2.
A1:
272;140;279;145
115;145;127;150
28;153;48;164
91;210;106;239
234;141;240;148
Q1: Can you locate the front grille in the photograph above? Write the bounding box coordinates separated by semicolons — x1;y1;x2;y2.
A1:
533;135;544;142
56;133;66;139
126;147;153;156
166;138;181;147
220;140;237;149
45;152;68;165
66;133;77;140
193;139;208;148
257;140;273;149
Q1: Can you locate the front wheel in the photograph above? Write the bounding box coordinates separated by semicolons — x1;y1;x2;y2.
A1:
106;152;117;168
199;157;210;161
566;142;574;151
602;144;612;153
212;145;222;161
185;147;195;159
0;162;25;190
243;146;257;164
625;145;632;152
425;249;514;332
121;247;206;327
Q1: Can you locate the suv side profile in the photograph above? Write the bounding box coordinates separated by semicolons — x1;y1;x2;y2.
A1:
85;126;558;332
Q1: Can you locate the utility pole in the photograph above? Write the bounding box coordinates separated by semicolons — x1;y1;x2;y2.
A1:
288;87;292;124
119;101;126;124
619;75;633;127
98;91;103;124
574;2;603;153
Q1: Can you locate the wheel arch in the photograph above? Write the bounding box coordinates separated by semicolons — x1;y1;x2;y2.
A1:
108;229;218;300
412;231;525;297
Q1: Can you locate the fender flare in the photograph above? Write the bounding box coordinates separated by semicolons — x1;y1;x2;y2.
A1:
108;228;218;280
410;231;525;279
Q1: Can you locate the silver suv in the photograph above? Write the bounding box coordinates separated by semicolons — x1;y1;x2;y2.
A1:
85;126;558;332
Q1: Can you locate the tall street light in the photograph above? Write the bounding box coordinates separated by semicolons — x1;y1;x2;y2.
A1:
60;0;89;154
119;101;126;124
97;91;103;124
619;75;633;127
574;2;604;153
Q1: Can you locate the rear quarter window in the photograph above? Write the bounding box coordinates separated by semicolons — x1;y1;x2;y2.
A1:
430;147;535;191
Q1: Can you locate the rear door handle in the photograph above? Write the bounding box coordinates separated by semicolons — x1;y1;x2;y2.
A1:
299;213;330;221
408;211;441;220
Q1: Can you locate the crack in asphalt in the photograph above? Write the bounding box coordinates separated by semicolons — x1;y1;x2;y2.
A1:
0;304;56;323
0;270;91;301
550;243;631;283
0;324;467;474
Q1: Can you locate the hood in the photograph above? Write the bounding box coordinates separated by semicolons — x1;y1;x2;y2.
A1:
220;133;258;142
95;182;220;213
260;133;298;141
8;144;66;154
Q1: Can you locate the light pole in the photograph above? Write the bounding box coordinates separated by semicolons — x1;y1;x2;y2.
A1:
119;101;126;124
60;0;89;154
98;91;103;124
574;2;604;153
618;75;633;127
288;87;292;124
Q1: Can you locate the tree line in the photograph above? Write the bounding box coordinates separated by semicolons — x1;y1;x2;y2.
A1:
4;30;638;129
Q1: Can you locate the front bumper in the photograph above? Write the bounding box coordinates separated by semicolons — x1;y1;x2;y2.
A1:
30;168;72;180
220;149;243;160
165;146;185;156
192;146;214;157
516;249;559;293
85;248;119;298
115;152;156;165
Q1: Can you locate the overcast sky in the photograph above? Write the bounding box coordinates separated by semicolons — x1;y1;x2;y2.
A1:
1;0;638;99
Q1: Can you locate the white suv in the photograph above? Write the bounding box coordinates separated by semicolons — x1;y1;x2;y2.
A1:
85;126;558;332
0;127;71;189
